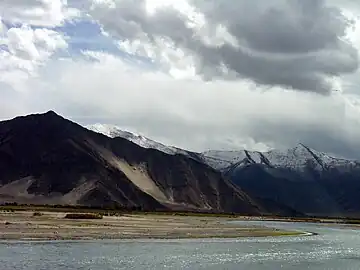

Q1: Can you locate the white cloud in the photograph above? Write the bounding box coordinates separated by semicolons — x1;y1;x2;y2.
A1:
0;18;68;89
1;0;360;159
10;52;357;159
87;0;359;93
7;26;68;60
0;0;80;27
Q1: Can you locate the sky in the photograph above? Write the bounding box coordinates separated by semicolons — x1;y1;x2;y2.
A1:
1;0;360;158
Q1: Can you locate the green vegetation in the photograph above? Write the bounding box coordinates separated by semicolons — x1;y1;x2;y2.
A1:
64;213;103;219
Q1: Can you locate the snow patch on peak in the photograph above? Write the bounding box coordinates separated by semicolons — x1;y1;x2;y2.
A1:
202;143;360;171
87;123;123;138
86;124;360;173
202;150;247;163
265;143;324;170
86;124;192;157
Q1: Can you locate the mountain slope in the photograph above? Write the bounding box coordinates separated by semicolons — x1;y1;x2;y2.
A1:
87;124;200;160
0;111;261;214
201;144;360;171
204;145;360;217
85;125;360;217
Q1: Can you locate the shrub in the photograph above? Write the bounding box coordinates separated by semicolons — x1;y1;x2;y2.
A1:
64;213;103;219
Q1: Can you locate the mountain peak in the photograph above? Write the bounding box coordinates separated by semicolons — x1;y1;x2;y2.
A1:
86;123;192;156
292;143;314;152
44;110;59;116
24;110;61;119
0;112;260;214
201;143;359;171
285;143;315;157
295;142;307;149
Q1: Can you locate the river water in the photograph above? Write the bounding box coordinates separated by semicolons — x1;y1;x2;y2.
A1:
0;221;359;269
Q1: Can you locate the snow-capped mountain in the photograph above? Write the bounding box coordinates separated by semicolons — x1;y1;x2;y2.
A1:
88;124;360;173
86;123;360;216
213;144;360;218
86;124;197;158
201;144;360;172
203;144;360;217
200;150;247;170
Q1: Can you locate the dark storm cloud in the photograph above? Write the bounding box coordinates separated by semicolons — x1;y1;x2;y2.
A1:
90;0;359;94
193;0;349;54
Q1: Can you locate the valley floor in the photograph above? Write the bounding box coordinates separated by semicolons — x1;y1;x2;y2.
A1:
0;211;301;240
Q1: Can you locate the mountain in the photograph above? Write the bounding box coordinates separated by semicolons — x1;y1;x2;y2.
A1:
201;144;360;171
10;113;359;217
204;145;360;218
0;111;261;214
85;124;360;218
87;124;202;160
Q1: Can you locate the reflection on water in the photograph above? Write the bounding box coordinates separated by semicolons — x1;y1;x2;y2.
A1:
0;222;360;269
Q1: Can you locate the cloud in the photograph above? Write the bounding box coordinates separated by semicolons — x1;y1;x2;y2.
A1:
11;51;359;159
0;82;28;119
6;25;68;61
1;0;360;160
88;0;359;94
0;19;68;88
0;0;79;27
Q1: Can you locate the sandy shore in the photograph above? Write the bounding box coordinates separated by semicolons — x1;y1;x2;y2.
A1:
0;211;303;240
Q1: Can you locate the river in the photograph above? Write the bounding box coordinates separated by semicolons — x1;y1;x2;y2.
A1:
0;221;359;269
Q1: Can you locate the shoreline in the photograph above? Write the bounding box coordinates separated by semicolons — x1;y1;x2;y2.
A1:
0;233;309;242
0;211;306;241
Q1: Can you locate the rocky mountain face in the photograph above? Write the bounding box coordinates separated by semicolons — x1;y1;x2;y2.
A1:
203;145;360;218
5;115;359;217
85;124;360;218
0;111;261;214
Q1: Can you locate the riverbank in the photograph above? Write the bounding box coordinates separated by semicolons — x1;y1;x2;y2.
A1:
0;211;302;240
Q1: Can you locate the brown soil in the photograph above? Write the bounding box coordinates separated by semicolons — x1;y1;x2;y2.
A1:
0;211;301;240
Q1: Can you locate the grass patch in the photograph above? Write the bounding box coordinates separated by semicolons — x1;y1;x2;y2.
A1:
64;213;103;220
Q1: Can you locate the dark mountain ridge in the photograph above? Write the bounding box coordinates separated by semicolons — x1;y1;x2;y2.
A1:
214;147;360;218
88;122;360;218
4;111;359;218
0;111;262;215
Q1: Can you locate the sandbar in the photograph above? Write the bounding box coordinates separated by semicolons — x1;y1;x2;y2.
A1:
0;211;304;241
